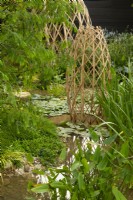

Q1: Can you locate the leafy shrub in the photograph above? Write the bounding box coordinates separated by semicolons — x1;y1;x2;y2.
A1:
30;127;133;199
108;32;133;74
47;84;66;97
1;0;76;89
38;67;57;90
22;135;62;166
0;71;63;167
0;102;63;166
1;0;79;168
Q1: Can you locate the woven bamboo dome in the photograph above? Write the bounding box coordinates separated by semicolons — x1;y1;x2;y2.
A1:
43;0;111;124
44;0;92;49
66;25;111;124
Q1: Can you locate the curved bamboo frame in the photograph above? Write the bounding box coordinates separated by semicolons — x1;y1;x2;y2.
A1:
66;26;111;124
44;0;111;124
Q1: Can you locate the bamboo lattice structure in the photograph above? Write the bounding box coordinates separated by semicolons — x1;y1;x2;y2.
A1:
44;0;92;49
44;0;111;124
66;26;111;124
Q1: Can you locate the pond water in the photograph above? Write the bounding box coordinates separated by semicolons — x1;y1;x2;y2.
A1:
0;94;96;200
0;130;91;200
0;174;35;200
32;94;69;117
0;171;53;200
2;93;132;200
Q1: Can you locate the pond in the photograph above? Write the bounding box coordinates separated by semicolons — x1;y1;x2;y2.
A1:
0;94;100;200
0;174;35;200
0;124;92;200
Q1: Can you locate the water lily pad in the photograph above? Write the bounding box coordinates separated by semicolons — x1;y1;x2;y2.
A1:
32;96;69;117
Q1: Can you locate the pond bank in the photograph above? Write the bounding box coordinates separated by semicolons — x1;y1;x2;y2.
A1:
0;173;35;200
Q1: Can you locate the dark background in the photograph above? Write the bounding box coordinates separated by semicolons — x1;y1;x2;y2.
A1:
84;0;133;32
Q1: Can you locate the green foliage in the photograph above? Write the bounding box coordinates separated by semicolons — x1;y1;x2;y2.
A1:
1;0;55;87
1;0;79;168
98;68;133;137
38;67;57;90
108;32;133;74
0;71;63;167
0;102;63;166
22;135;62;166
1;0;77;89
0;148;24;170
30;127;133;199
112;186;127;200
47;83;66;97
